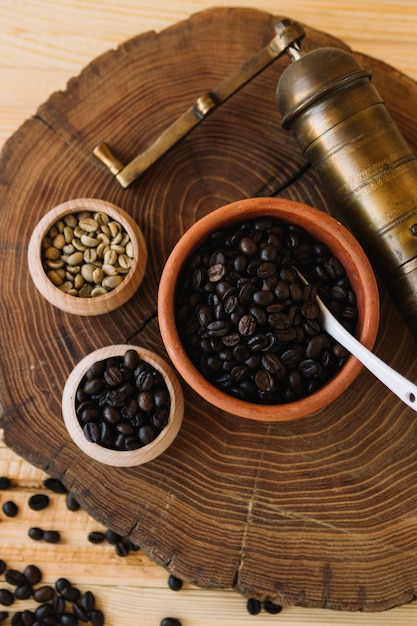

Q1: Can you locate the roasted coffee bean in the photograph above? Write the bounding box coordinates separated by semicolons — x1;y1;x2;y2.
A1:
0;611;8;624
28;493;50;511
14;584;33;600
298;359;321;378
33;586;55;603
104;366;123;387
34;603;55;621
28;527;43;541
0;562;6;577
23;565;42;586
79;590;95;613
55;578;71;594
246;597;262;615
115;541;129;557
123;349;139;370
73;602;89;622
43;530;61;544
52;595;66;614
168;575;183;591
263;600;283;614
238;314;256;336
5;570;26;587
0;477;11;490
43;477;67;494
105;529;121;545
60;614;78;626
60;585;80;603
90;609;105;626
84;422;100;443
160;619;182;626
2;501;18;517
306;335;324;358
88;531;106;544
0;589;14;606
239;236;258;256
66;492;80;512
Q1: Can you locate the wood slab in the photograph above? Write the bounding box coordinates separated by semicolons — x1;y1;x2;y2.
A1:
1;6;417;612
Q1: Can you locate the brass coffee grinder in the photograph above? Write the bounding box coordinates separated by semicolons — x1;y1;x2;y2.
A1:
94;18;417;338
276;20;417;338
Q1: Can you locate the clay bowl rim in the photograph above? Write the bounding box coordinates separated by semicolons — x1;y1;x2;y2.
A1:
27;198;147;316
158;197;380;422
62;344;184;466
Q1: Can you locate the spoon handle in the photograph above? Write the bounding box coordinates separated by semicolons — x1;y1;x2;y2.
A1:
320;298;417;411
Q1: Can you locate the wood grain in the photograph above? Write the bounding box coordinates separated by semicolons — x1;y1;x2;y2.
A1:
2;5;417;623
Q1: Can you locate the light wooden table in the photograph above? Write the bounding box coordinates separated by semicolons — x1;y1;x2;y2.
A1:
1;2;417;625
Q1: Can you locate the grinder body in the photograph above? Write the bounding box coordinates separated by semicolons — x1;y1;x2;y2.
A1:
277;46;417;336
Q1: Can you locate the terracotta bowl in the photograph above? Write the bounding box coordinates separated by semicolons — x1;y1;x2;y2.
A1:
28;198;147;315
62;345;184;466
157;197;380;422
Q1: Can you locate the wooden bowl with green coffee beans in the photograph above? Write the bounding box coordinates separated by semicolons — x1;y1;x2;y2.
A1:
28;198;147;315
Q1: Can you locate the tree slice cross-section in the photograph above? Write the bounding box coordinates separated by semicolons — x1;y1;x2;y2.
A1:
1;7;417;612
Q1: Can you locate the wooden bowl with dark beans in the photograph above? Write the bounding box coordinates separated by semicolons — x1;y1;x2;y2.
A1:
62;345;184;465
28;198;148;315
158;197;380;422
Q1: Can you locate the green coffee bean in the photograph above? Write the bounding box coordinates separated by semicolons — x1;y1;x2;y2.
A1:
41;210;135;298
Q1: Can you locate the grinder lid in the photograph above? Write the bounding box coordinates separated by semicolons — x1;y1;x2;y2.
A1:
277;47;371;128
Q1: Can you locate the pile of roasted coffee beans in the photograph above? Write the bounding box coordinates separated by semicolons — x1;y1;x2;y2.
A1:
75;349;171;450
1;473;286;623
176;217;357;404
0;561;104;626
41;211;133;298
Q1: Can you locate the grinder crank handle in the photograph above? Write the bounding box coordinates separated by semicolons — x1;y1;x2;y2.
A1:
93;19;305;188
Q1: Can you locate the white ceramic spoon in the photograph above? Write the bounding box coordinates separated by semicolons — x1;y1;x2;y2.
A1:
295;269;417;411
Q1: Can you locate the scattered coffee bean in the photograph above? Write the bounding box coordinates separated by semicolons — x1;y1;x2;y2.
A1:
28;527;43;541
73;602;90;622
90;609;105;626
28;493;50;511
60;584;80;603
115;541;129;557
2;501;18;518
5;570;26;587
44;530;61;543
0;562;6;577
0;478;11;490
76;350;171;451
0;611;8;623
104;529;121;545
55;578;71;594
246;597;262;615
167;575;183;591
23;565;42;586
14;585;32;600
33;585;55;603
160;619;182;626
176;217;358;404
88;531;106;544
59;614;78;626
66;492;81;511
0;589;14;606
79;590;96;613
263;599;283;614
43;477;68;493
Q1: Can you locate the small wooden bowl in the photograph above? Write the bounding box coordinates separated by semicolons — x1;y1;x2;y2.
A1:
158;197;380;422
62;345;184;466
28;198;147;315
